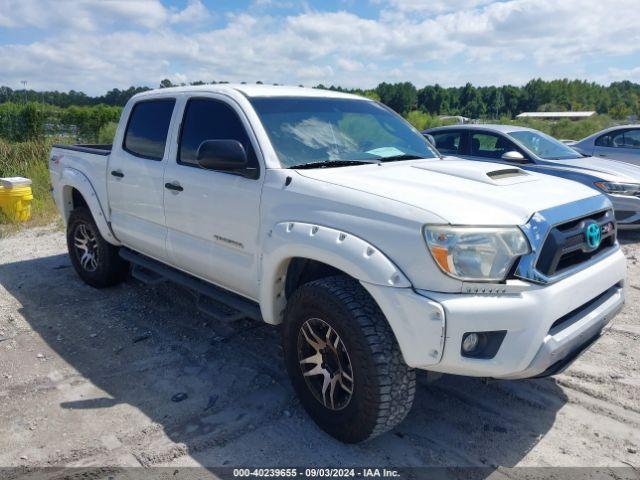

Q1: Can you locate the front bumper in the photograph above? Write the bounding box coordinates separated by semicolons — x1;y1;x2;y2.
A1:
500;283;623;379
364;247;626;379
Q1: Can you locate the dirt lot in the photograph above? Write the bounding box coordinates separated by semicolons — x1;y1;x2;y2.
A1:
1;225;639;472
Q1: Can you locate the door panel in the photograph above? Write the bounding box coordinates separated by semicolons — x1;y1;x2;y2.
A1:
108;155;167;259
163;96;263;299
163;168;261;298
107;98;176;259
593;145;640;163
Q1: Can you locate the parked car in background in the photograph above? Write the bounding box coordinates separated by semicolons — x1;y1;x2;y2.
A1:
424;124;640;229
568;125;640;165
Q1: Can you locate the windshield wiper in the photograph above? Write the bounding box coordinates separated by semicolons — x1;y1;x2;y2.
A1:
289;159;380;169
376;154;425;162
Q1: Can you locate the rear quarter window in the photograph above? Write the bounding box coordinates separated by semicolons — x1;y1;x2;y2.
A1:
123;99;176;160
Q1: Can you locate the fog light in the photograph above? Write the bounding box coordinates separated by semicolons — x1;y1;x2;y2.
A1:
460;330;507;359
462;333;479;353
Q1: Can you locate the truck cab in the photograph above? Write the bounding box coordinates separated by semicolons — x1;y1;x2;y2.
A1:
49;85;626;443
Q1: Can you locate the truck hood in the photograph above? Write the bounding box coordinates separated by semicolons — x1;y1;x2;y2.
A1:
542;156;640;182
296;158;601;225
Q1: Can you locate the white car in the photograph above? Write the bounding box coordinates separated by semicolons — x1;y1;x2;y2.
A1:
569;125;640;165
49;85;626;443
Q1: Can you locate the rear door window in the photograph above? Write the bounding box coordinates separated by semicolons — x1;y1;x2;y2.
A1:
611;131;627;148
622;129;640;149
432;131;465;155
603;129;640;149
123;99;176;160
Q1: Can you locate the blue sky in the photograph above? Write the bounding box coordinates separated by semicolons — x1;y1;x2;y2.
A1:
1;0;639;95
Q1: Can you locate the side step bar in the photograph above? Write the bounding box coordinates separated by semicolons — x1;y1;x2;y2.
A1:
119;248;262;322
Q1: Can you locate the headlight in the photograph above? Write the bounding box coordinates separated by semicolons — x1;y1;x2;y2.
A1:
594;182;640;196
424;226;530;282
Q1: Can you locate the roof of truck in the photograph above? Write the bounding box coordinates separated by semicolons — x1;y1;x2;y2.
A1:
133;84;366;100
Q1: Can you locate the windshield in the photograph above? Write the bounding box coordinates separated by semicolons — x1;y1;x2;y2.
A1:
250;97;439;168
508;130;582;160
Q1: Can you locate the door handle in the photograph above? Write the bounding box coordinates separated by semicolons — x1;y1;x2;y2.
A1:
165;182;184;192
110;170;124;178
599;154;607;157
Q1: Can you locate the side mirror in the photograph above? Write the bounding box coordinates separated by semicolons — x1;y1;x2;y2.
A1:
501;150;526;162
197;139;249;173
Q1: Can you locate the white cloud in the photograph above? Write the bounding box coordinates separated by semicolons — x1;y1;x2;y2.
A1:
170;0;211;24
0;0;210;30
336;58;364;72
93;0;170;29
377;0;494;15
595;67;640;84
0;0;639;93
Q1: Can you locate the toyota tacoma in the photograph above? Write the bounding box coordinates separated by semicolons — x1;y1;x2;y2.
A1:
49;85;626;443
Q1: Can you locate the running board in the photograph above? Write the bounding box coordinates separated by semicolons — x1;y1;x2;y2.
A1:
119;248;262;322
131;265;166;285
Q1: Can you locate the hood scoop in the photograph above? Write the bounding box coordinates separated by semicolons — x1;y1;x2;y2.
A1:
412;161;534;185
486;168;528;180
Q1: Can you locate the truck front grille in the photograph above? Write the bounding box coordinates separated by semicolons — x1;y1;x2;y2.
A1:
535;210;616;277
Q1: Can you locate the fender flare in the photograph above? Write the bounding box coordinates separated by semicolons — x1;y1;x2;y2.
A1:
259;221;410;324
58;168;121;246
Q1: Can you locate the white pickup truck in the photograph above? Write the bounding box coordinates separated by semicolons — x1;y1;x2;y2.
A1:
49;85;626;443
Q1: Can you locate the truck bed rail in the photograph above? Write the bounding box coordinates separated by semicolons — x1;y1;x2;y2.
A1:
52;144;112;156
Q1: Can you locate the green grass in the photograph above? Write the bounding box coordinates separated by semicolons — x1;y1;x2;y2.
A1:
0;138;62;236
98;122;117;144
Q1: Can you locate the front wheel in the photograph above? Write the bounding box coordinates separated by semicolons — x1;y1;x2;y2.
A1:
282;276;415;443
66;207;128;288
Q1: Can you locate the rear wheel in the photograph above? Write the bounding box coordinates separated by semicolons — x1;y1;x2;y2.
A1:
66;207;128;288
282;276;415;443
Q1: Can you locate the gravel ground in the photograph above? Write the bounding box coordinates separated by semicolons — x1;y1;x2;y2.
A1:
0;225;639;473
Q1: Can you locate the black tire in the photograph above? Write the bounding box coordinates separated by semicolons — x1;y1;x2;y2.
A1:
282;275;415;443
66;207;128;288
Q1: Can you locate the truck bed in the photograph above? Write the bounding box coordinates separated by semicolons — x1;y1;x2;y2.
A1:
52;144;112;156
49;143;113;226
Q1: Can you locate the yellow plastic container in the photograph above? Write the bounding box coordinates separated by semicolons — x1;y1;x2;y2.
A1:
0;177;33;222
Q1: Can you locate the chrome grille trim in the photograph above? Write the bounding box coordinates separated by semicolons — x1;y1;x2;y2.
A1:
515;195;619;285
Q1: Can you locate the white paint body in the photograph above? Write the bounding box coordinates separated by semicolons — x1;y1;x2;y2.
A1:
49;85;627;378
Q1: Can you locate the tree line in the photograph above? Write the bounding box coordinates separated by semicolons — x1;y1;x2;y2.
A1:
0;77;638;143
2;78;639;117
323;79;640;119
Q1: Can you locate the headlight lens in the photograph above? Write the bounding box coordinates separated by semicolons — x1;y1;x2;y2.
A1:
424;226;530;282
594;182;640;196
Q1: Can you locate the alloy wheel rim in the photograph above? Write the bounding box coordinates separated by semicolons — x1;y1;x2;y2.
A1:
74;223;99;272
297;317;354;411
